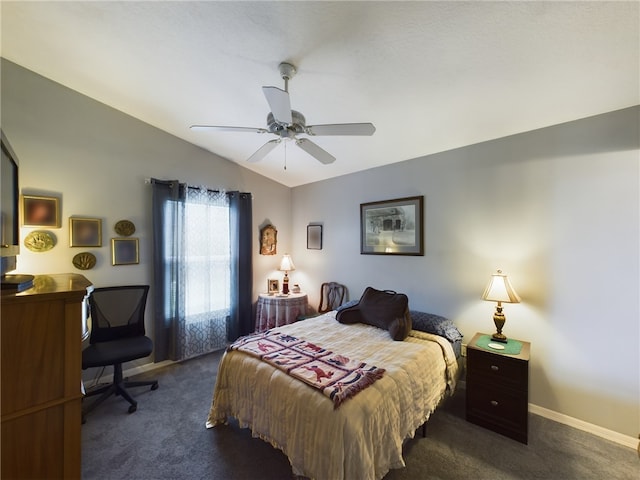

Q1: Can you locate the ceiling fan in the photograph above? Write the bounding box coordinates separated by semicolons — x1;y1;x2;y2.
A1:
190;62;376;165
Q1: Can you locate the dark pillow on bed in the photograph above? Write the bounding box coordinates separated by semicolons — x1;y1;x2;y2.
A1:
410;310;463;343
337;287;412;341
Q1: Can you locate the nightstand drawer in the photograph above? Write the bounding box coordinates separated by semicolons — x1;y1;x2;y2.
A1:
467;348;528;390
466;382;528;443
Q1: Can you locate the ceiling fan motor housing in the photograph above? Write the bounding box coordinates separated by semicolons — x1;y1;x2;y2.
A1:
267;110;306;138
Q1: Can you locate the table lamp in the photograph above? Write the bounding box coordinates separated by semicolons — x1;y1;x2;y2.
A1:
481;269;520;343
278;254;295;294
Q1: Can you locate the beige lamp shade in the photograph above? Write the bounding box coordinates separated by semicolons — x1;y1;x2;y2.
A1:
279;254;296;272
482;270;520;304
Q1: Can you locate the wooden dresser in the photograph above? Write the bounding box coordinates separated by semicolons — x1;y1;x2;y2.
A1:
466;332;530;444
1;273;92;479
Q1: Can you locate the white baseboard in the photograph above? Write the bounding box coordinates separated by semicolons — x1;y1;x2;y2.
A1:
456;381;635;450
85;359;175;388
124;359;175;378
529;403;638;450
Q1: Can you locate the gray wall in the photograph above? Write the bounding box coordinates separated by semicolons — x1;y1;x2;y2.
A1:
3;58;638;440
1;59;292;362
291;106;640;439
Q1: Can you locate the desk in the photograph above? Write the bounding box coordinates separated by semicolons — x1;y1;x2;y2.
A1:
255;293;308;332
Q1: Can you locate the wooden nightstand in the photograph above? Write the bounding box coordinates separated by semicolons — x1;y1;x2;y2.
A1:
466;332;531;444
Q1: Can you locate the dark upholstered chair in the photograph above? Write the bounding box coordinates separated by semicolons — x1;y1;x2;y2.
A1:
82;285;158;419
318;282;347;314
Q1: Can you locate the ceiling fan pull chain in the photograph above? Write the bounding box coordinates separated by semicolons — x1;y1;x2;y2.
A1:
284;141;287;170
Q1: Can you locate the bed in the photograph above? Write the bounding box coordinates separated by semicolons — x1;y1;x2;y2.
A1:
206;310;461;480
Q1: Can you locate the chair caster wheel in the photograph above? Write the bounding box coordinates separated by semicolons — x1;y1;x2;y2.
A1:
128;404;137;414
151;382;159;391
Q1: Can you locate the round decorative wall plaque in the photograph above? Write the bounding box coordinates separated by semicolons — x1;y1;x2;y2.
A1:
114;220;136;236
72;252;97;270
24;230;55;252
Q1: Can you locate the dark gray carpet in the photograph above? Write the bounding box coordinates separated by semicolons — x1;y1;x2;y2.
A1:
82;351;638;479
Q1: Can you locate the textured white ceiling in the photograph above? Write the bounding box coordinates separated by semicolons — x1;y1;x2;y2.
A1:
2;1;638;187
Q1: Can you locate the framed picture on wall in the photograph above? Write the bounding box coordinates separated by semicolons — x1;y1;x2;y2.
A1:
307;224;323;250
69;217;102;247
112;237;139;265
21;195;60;228
260;224;277;256
360;195;424;256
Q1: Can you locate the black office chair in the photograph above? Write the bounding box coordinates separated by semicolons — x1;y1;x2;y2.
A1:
82;285;158;419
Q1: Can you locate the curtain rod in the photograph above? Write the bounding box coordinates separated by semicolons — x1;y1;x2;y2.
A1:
145;178;252;197
145;178;219;192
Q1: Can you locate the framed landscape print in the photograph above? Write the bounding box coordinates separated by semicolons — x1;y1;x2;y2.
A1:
69;217;102;247
360;195;424;256
22;195;60;228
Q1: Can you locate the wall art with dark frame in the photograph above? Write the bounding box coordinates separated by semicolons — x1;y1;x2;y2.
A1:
360;195;424;256
307;224;323;250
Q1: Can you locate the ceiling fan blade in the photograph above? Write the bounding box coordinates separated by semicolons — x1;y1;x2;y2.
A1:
190;125;268;134
305;123;376;136
296;138;336;165
247;139;281;163
262;86;292;125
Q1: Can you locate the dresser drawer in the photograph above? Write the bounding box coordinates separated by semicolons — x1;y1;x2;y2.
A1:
467;348;528;390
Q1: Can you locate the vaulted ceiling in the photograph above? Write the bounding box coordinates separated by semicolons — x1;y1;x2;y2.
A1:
2;1;638;187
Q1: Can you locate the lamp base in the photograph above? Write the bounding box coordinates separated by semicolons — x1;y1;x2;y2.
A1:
492;305;508;343
491;333;508;343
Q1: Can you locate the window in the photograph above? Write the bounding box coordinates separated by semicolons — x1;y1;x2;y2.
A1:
152;179;252;361
182;200;230;323
159;187;230;359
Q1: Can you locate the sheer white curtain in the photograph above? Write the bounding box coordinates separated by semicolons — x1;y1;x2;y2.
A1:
178;187;230;359
156;184;230;361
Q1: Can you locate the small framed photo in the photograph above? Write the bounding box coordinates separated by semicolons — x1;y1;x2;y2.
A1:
360;195;424;256
307;224;323;250
267;278;280;294
22;195;60;228
69;217;102;247
112;237;139;265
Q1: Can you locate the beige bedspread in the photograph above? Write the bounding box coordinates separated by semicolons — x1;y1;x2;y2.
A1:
206;311;458;480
